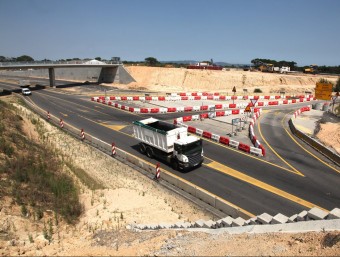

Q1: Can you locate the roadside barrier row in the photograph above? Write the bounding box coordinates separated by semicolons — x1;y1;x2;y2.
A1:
176;124;262;157
248;109;266;156
92;93;315;101
91;97;316;114
174;108;265;157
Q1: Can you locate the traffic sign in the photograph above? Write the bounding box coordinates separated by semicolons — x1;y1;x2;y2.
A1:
315;82;333;100
232;86;236;93
250;99;257;107
315;92;332;100
232;118;240;125
244;105;251;112
315;83;333;91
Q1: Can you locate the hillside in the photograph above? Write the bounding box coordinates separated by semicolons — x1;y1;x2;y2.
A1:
123;66;338;94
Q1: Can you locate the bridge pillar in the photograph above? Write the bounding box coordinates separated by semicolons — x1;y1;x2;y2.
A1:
48;68;55;87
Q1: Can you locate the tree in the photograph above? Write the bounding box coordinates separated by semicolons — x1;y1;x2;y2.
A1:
144;57;159;66
0;56;7;62
16;55;34;62
95;57;101;61
335;77;340;92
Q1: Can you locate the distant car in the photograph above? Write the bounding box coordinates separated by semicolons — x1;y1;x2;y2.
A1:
22;88;31;96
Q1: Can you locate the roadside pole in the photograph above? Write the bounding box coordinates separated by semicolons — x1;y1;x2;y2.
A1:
232;86;236;105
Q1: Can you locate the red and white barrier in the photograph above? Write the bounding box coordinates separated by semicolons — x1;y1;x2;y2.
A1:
60;119;64;128
47;111;50;120
81;129;85;140
155;163;160;180
248;109;265;156
112;142;116;156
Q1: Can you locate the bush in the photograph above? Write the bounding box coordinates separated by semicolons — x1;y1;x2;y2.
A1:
254;88;263;93
334;77;340;92
318;78;333;84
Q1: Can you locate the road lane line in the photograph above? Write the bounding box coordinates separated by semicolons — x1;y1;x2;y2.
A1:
100;124;127;131
205;158;328;212
257;112;304;177
282;112;340;174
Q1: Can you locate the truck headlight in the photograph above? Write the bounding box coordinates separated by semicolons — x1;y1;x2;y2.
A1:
182;155;188;162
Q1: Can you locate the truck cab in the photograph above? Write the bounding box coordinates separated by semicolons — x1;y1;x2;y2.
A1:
173;137;203;170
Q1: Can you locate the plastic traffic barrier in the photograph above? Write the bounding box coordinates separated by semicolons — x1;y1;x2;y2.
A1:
219;136;230;146
167;107;176;112
187;126;196;133
183;116;192;122
202;131;212;139
238;143;250;153
150;108;160;113
200;113;208;119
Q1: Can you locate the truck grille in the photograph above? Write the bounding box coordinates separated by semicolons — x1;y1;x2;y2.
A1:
188;153;202;166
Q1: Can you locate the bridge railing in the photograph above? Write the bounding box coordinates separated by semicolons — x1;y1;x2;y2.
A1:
0;60;122;66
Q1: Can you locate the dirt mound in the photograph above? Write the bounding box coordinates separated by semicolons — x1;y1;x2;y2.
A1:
124;66;338;94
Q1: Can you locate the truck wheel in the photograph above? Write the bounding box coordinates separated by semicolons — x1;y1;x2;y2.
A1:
139;143;146;154
171;160;179;171
146;147;154;158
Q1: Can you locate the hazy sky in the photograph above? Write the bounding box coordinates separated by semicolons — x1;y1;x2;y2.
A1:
1;0;339;66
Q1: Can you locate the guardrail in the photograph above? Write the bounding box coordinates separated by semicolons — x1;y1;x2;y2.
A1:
19;95;252;219
289;107;340;165
0;60;122;66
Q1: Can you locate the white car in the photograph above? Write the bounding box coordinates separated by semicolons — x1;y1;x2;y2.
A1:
22;88;32;96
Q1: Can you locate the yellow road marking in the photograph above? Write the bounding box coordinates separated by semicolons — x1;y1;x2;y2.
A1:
257;112;304;176
60;112;68;117
205;158;328;211
101;124;126;131
281;112;340;174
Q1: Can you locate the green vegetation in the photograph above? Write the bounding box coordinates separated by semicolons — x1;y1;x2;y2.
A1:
0;99;82;224
144;57;160;66
318;78;333;84
334;77;340;93
254;88;263;93
251;58;297;70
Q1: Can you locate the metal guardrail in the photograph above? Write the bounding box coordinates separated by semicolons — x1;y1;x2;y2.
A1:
0;60;122;66
289;118;340;166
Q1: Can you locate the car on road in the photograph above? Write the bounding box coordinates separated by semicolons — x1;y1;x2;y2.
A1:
22;88;31;96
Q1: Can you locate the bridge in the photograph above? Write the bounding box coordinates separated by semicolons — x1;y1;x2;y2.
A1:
0;61;135;86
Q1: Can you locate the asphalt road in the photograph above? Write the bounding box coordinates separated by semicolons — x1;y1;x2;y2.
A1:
1;79;339;217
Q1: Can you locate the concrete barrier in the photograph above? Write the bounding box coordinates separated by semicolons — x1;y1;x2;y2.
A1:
289;119;340;165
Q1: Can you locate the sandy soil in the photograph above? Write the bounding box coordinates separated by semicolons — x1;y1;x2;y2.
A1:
122;66;338;94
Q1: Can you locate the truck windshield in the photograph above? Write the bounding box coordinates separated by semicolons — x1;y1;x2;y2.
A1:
181;140;202;155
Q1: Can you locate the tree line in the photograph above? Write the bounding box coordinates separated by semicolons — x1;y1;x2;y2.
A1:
251;58;340;74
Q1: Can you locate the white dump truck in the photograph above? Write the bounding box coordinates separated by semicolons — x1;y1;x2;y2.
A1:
133;117;204;170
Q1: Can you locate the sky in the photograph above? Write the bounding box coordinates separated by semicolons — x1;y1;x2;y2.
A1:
0;0;340;66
